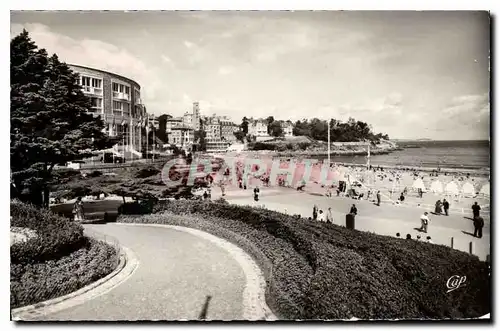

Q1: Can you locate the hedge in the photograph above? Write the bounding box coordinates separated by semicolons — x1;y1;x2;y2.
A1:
11;238;119;309
11;200;86;264
125;199;490;320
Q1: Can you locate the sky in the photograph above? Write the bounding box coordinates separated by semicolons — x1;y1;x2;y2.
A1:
10;11;490;140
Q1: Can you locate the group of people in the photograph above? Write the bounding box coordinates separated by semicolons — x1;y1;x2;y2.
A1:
312;204;335;223
396;232;433;243
311;203;358;224
434;199;450;216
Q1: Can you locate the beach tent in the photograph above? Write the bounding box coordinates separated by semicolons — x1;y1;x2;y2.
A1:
461;182;475;197
430;180;444;194
479;183;490;197
412;178;426;191
444;181;460;195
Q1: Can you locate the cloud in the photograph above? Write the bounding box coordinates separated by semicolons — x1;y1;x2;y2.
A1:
183;40;195;49
160;54;175;67
217;66;233;75
11;22;165;114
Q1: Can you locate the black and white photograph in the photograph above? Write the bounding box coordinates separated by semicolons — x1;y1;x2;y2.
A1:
9;7;491;322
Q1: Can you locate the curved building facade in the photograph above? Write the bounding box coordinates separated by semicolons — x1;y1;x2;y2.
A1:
68;64;146;154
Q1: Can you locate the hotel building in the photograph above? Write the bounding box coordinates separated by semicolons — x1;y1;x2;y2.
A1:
69;64;146;156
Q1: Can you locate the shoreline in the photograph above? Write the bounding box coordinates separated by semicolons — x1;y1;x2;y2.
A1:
224;152;490;176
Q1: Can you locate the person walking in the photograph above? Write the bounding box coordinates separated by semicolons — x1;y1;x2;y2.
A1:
253;186;260;202
399;193;405;203
473;216;484;238
326;207;334;224
434;200;443;215
472;202;481;218
350;204;358;215
419;212;430;233
73;196;85;222
318;210;325;222
376;191;381;206
312;204;318;221
442;199;450;216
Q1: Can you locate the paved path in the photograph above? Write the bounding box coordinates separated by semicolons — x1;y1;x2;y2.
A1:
215;188;491;261
37;224;247;321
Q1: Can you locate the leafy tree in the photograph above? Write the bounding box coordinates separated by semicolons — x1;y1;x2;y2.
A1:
194;118;207;151
10;30;115;206
233;130;246;143
269;121;284;137
266;116;275;135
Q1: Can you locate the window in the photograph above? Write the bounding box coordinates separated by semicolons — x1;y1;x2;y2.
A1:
113;83;119;92
91;78;102;88
91;97;102;109
125;86;130;95
81;76;91;87
113;101;121;110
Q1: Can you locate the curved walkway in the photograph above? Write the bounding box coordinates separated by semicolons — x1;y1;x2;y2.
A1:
222;189;491;261
33;223;270;321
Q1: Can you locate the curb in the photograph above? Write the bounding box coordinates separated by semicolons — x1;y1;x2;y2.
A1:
113;223;277;321
11;236;139;321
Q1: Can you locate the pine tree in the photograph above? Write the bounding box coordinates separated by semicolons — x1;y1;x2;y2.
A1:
10;30;116;206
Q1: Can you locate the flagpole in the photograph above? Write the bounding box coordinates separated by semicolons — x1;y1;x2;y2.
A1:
152;114;156;162
327;119;331;167
146;114;149;163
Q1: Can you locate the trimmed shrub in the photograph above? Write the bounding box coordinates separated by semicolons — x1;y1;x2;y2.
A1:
11;200;85;264
11;238;119;309
143;200;490;320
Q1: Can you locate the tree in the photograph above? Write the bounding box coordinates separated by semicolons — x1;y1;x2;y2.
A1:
156;114;171;143
241;117;249;135
233;130;246;143
269;121;284;138
10;30;115;206
266;116;274;135
194;129;207;151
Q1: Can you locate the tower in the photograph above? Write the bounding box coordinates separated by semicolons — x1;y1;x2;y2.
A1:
193;102;200;130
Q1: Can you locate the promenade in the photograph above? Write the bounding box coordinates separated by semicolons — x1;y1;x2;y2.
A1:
34;224;249;321
213;186;491;261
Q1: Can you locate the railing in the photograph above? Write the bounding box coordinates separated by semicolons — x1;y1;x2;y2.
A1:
113;92;130;101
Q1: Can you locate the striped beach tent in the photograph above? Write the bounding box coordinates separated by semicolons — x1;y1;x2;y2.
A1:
430;180;444;193
412;178;426;191
444;181;460;195
479;182;490;197
461;182;475;197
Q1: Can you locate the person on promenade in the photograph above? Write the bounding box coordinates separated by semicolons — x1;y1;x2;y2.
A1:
376;191;381;206
419;212;430;233
318;210;325;222
326;207;334;224
442;199;450;216
434;200;443;215
418;188;423;198
253;186;260;202
426;236;433;243
350;204;358;215
313;204;318;220
220;181;226;197
472;202;481;218
73;197;85;222
396;232;400;238
399;193;405;203
406;234;412;240
473;216;484;238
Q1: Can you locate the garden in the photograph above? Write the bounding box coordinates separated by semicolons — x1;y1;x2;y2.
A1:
118;198;490;320
10;200;120;309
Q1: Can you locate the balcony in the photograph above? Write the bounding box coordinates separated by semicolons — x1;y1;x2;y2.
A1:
113;91;131;101
82;86;103;95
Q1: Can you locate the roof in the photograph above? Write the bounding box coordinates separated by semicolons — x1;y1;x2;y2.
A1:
68;64;141;88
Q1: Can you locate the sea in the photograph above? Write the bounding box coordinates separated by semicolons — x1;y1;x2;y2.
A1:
323;140;491;171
